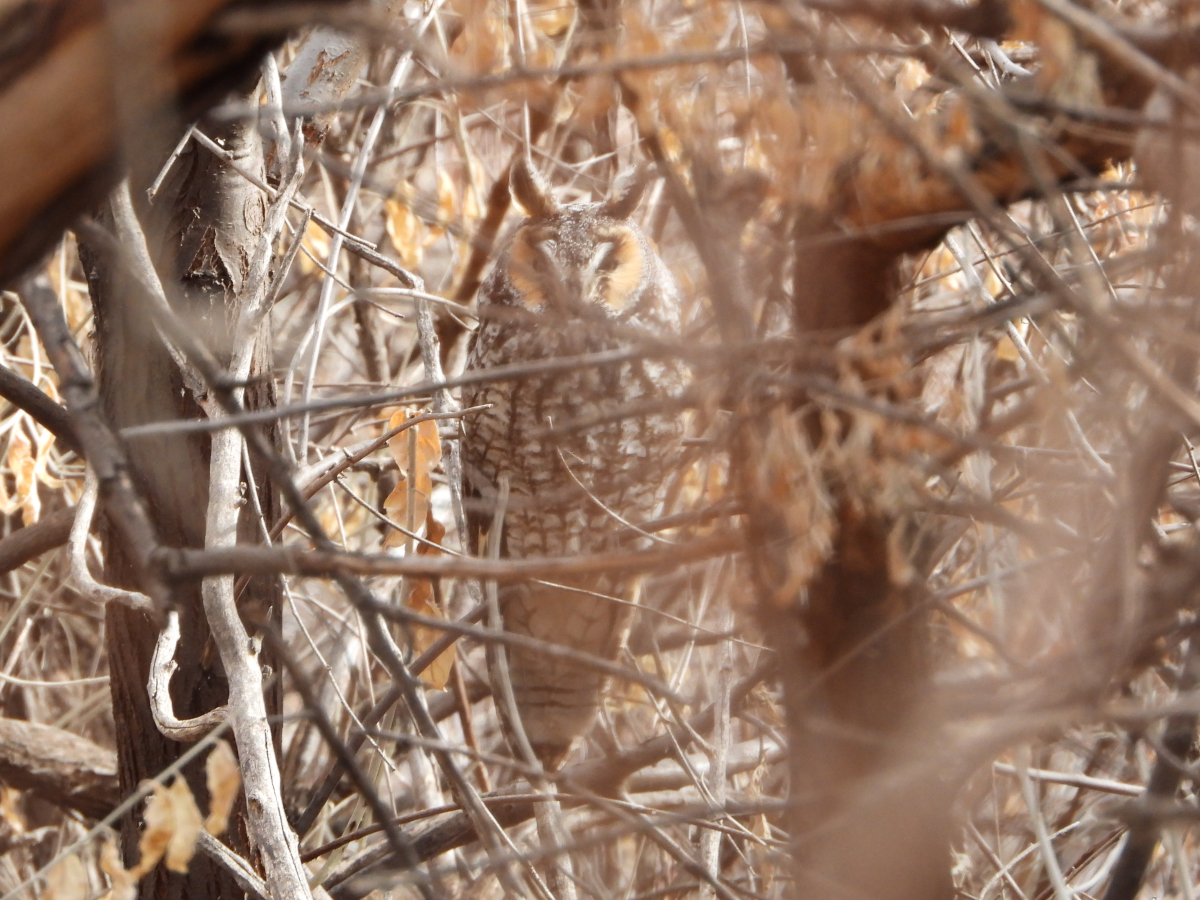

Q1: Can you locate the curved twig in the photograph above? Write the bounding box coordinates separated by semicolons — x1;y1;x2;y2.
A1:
67;467;153;611
148;610;228;741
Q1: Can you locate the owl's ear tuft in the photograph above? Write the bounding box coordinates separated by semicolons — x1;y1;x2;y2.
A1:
510;156;559;218
601;165;652;220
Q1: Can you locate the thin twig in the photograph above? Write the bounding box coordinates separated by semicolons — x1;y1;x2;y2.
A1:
67;467;153;611
148;610;228;741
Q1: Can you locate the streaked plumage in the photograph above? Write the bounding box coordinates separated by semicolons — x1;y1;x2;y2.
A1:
462;160;684;766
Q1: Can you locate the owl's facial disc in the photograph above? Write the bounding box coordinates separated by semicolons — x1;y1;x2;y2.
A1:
585;242;615;290
590;227;643;313
508;228;552;310
508;221;643;314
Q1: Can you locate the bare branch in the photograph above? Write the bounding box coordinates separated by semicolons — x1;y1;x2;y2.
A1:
148;610;228;741
68;467;153;611
17;270;172;614
0;718;118;820
158;532;738;582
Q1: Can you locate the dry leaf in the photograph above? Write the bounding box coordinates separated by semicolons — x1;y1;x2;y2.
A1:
8;424;39;525
388;409;442;478
994;334;1020;364
427;170;456;242
386;198;424;268
133;782;173;876
1134;70;1200;216
529;0;574;38
384;409;453;684
436;170;457;223
995;319;1030;364
100;838;136;900
164;776;203;872
383;479;427;544
1009;0;1100;105
449;0;506;76
0;787;23;833
44;854;87;900
33;423;62;490
204;740;240;836
384;409;442;548
299;218;329;275
29;382;63;490
572;76;616;129
408;516;456;689
461;155;484;222
134;776;203;877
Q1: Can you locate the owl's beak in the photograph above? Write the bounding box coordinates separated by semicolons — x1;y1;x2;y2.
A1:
576;242;614;307
538;265;576;309
525;242;611;309
579;268;603;306
542;263;592;310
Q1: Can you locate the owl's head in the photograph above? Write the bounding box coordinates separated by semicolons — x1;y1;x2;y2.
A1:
502;157;654;316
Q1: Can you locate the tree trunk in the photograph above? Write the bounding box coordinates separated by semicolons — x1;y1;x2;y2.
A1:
81;107;280;899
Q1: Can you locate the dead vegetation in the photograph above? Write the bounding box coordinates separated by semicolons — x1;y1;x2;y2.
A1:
3;1;1200;899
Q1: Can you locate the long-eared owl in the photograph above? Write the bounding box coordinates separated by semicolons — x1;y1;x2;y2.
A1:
462;158;685;767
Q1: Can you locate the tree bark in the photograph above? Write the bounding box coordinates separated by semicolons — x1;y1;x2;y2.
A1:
80;107;280;898
0;717;118;821
0;0;351;288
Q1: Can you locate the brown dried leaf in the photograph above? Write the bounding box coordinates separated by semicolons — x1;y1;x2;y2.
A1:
0;459;16;517
44;854;87;900
449;0;507;75
1009;0;1100;105
164;776;203;873
384;409;442;547
572;76;615;129
894;58;929;95
436;170;457;227
386;197;427;268
32;421;62;490
383;480;428;547
134;777;202;877
995;336;1021;364
100;838;136;900
0;787;23;833
408;516;455;688
204;740;240;836
387;409;441;484
8;425;39;525
619;6;664;98
133;783;173;876
299;218;329;275
529;0;573;38
746;408;834;607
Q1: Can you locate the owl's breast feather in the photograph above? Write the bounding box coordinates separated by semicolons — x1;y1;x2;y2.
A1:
464;324;683;554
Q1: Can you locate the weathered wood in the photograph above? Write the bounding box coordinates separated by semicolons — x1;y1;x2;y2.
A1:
82;114;273;898
0;364;81;455
0;717;118;821
0;505;75;576
0;0;351;287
